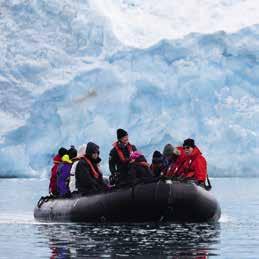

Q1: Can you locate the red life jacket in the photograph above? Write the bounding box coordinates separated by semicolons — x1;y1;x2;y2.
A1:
180;147;207;182
166;147;187;177
113;141;133;162
182;159;196;178
82;157;101;179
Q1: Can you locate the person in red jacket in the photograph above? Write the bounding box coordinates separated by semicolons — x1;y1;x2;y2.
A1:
179;138;207;184
49;147;68;196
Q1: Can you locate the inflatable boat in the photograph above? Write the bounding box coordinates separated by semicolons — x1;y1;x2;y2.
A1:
34;180;221;223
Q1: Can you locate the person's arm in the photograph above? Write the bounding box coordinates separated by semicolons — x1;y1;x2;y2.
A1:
109;150;119;185
195;156;207;182
109;149;117;175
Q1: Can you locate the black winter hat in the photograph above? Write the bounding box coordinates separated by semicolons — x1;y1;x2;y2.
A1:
86;142;100;156
152;150;163;164
117;128;128;140
68;145;77;159
58;147;68;157
183;138;195;148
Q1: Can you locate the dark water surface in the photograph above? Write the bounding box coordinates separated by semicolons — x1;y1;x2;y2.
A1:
0;178;258;258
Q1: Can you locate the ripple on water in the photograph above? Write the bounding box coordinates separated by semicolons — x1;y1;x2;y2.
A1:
32;222;220;257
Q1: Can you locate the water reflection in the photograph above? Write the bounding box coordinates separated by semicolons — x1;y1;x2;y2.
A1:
37;222;220;258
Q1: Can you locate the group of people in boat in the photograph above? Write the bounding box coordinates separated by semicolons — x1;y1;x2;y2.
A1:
49;128;208;198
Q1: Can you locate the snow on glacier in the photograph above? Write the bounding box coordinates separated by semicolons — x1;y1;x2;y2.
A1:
93;0;259;47
0;0;258;177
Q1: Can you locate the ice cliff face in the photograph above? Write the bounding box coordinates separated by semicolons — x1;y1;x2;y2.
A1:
0;0;258;177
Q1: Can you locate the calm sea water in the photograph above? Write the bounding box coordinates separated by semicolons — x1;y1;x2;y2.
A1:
0;178;258;259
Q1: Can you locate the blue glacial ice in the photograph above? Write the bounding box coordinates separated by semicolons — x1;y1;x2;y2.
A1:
0;1;258;177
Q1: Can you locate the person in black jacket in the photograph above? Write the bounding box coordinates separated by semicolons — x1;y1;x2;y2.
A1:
150;150;166;178
109;128;137;186
75;142;107;195
128;151;153;185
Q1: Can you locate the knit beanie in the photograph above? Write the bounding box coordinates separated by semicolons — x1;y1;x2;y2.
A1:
58;147;68;157
183;138;195;148
68;145;77;159
117;128;128;140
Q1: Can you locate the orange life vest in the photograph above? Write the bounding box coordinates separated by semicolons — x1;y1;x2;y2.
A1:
83;157;100;179
113;142;133;162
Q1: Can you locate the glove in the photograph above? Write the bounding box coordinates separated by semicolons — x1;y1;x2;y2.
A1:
109;172;119;185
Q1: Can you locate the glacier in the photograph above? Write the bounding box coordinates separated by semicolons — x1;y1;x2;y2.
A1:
0;0;258;178
93;0;259;47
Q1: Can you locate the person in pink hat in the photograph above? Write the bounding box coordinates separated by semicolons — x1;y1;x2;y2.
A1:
127;151;153;185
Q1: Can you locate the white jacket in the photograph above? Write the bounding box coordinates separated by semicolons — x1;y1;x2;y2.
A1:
69;144;87;192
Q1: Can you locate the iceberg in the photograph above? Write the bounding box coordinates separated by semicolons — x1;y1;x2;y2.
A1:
0;0;258;177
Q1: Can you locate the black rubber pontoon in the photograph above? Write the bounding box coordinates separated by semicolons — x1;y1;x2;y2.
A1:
34;180;221;223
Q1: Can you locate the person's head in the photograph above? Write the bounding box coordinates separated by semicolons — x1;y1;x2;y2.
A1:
68;145;77;160
58;147;68;157
117;128;129;145
163;144;180;161
183;138;195;155
162;144;175;160
86;142;100;160
152;150;163;165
